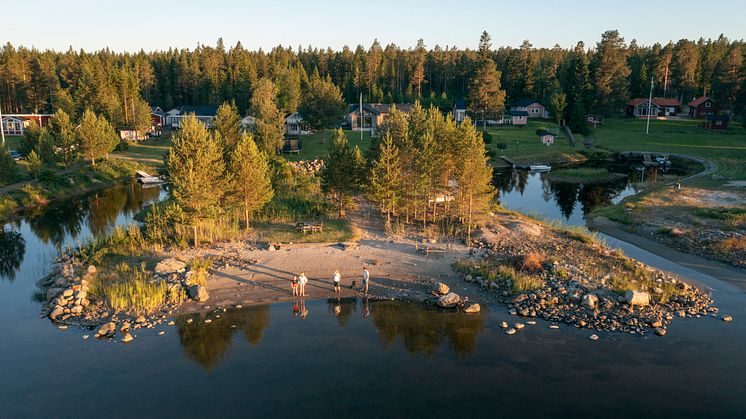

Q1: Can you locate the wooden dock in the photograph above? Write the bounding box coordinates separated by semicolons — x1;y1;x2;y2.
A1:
498;156;530;169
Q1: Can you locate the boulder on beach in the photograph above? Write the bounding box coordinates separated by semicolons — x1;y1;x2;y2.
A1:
436;292;460;308
188;285;210;302
434;282;450;296
155;258;186;274
121;332;134;343
96;322;117;338
582;293;599;310
464;303;481;313
625;290;650;307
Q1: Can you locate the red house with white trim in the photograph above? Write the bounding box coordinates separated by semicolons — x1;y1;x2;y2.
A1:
687;97;717;119
1;114;52;135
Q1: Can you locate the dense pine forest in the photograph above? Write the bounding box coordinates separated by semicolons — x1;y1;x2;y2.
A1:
2;30;745;132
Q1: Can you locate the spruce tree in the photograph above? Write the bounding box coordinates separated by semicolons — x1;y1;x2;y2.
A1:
227;133;274;227
250;78;285;154
299;71;346;143
321;129;359;217
214;100;242;153
165;114;228;229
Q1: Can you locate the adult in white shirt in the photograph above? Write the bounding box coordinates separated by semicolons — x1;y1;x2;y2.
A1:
298;272;308;296
333;270;341;293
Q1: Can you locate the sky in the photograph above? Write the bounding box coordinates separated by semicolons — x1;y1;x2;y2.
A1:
3;0;746;52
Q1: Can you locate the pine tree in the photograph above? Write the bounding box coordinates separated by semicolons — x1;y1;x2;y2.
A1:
468;41;506;126
26;150;43;181
276;66;302;115
298;71;346;143
48;109;77;166
321;129;359;217
455;118;495;243
165;114;228;229
369;134;403;224
591;30;631;116
227;133;274;227
250;78;285;154
214;100;242;153
76;109;117;165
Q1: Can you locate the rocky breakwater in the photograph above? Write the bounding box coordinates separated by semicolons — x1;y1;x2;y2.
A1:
464;265;718;336
38;256;211;342
287;159;324;176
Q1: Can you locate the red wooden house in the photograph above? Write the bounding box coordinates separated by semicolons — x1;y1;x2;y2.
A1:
687;97;717;119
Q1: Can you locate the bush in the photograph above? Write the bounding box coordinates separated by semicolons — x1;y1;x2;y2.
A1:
114;140;129;151
187;257;213;286
482;130;493;144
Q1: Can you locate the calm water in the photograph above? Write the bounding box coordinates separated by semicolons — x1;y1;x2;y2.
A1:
1;175;745;418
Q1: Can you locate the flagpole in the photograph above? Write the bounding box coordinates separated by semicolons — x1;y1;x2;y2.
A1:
359;92;363;141
645;76;653;135
0;105;5;147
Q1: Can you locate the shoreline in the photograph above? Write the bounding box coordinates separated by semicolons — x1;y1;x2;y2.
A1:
588;216;746;290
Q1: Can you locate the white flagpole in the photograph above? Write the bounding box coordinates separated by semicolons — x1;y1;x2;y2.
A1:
646;77;653;135
0;105;5;147
360;92;363;141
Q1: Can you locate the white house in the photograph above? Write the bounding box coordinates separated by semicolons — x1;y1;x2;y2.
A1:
241;115;256;132
453;99;467;123
166;105;218;129
285;112;306;136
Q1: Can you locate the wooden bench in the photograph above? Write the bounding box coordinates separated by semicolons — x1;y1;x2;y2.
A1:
295;221;324;235
416;243;447;256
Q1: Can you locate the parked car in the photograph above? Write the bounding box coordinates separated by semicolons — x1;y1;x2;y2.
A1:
9;150;22;161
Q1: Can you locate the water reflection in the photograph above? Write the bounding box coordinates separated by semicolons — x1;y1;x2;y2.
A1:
327;297;357;326
176;305;271;371
0;227;26;281
371;301;485;358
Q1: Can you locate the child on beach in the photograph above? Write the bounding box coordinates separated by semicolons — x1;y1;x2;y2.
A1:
291;275;299;296
333;270;341;293
298;272;308;297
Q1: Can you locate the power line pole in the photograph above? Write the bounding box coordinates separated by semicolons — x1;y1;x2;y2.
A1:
646;77;654;135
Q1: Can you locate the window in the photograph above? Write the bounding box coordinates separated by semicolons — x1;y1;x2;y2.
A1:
716;120;722;126
705;101;711;108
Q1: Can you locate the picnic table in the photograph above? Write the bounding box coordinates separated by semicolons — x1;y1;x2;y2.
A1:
416;243;448;256
295;221;324;235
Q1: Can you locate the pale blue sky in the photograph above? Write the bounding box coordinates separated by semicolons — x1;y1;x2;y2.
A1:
3;0;745;52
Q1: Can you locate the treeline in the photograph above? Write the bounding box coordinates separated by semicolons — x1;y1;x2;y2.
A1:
2;30;745;127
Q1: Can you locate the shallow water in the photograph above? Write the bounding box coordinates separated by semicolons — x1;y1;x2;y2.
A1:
1;174;745;418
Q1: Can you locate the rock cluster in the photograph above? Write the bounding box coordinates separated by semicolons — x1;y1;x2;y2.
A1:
287;159;324;176
464;272;715;336
38;255;206;337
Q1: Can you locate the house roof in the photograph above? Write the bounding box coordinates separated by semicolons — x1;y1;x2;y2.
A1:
627;98;681;107
1;115;23;122
512;98;541;107
510;110;529;117
348;103;414;115
454;98;467;109
151;107;166;117
688;96;712;107
178;105;218;117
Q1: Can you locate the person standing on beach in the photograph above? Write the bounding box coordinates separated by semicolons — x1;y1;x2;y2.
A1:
333;270;341;293
298;272;308;297
291;275;299;296
362;267;370;294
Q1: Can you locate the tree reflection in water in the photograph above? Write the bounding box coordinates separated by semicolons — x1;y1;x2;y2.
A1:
0;228;26;281
176;305;271;370
370;300;485;358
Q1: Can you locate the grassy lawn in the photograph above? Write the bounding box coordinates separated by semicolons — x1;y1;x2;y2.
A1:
253;219;360;243
586;117;746;180
113;134;173;168
483;120;583;163
283;130;374;162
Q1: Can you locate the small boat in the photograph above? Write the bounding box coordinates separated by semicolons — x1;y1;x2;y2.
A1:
529;164;551;172
135;170;165;185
